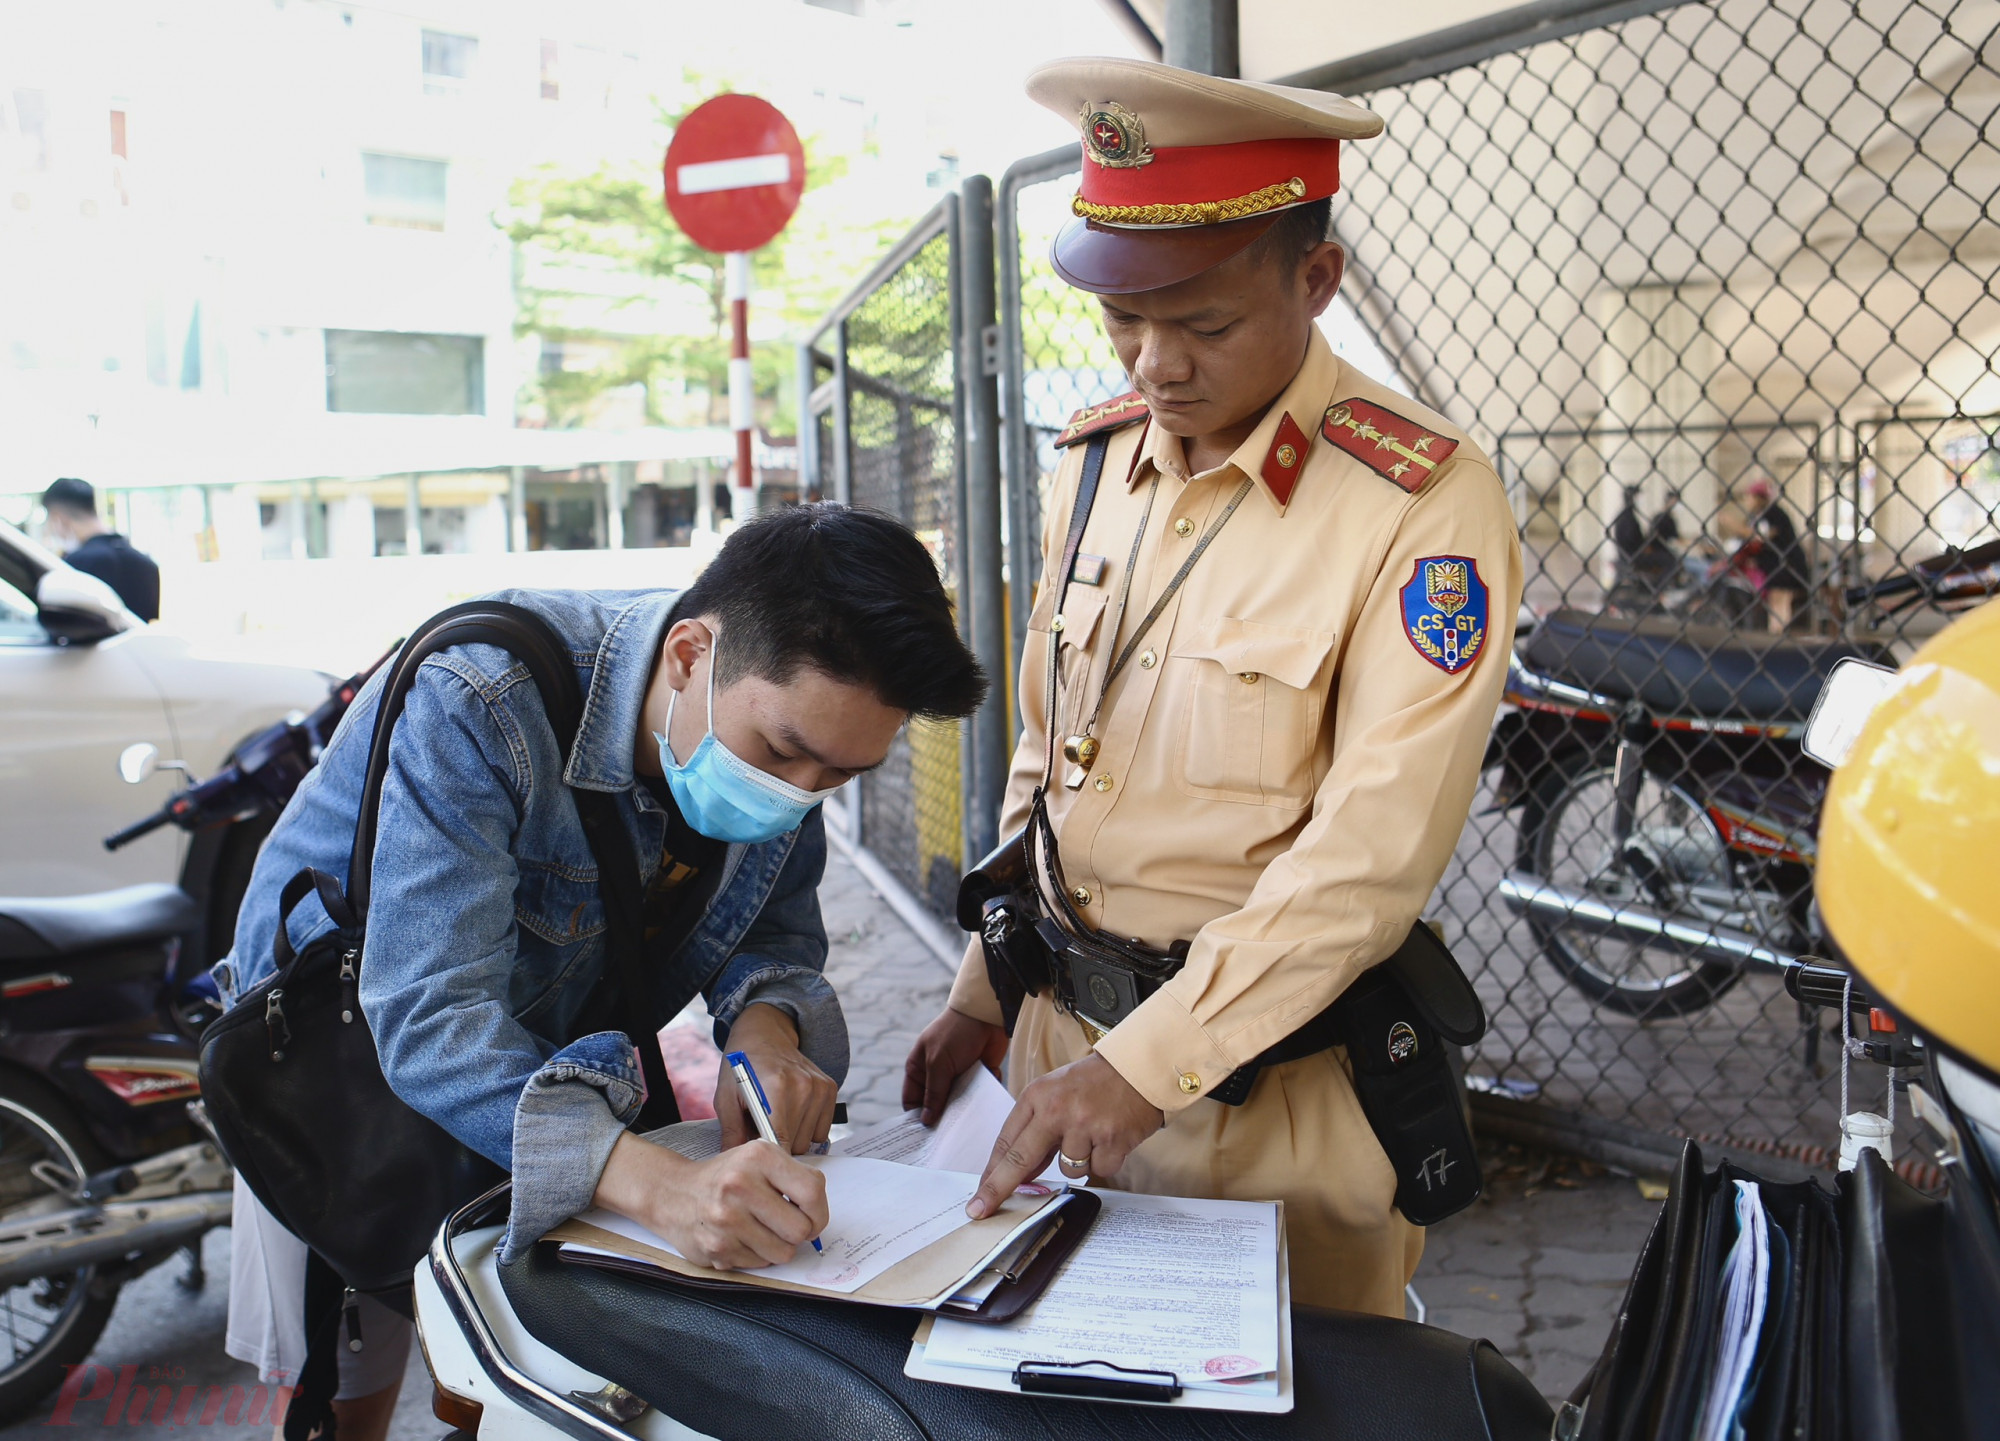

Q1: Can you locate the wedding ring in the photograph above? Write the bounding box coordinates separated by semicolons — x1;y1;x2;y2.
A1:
1057;1150;1090;1175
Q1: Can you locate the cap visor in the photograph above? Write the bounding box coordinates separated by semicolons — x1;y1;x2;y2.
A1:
1050;214;1281;295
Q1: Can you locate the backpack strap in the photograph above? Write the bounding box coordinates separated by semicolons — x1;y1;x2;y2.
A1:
343;600;676;1126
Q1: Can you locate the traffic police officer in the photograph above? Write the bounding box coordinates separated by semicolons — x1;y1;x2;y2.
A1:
905;56;1523;1315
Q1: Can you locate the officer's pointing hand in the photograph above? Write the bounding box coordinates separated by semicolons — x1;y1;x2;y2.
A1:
966;1053;1164;1218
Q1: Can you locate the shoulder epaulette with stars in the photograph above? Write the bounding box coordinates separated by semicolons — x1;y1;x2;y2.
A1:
1054;392;1150;448
1321;398;1459;493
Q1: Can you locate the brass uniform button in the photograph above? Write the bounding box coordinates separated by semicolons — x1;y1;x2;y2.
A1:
1138;649;1157;669
1177;1071;1201;1095
1173;517;1195;538
1093;774;1114;792
1238;672;1259;684
1072;886;1092;906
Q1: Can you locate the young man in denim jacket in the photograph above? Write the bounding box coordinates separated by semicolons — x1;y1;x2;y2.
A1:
214;506;985;1441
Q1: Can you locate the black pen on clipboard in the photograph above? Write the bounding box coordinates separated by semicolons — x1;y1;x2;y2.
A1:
724;1050;823;1253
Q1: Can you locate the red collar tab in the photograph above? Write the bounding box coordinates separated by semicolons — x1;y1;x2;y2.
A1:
1055;392;1151;448
1321;398;1459;493
1260;412;1312;506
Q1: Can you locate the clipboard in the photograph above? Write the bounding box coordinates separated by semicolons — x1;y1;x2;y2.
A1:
553;1188;1099;1320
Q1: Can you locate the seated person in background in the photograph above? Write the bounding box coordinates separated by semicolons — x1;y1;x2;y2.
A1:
212;505;987;1441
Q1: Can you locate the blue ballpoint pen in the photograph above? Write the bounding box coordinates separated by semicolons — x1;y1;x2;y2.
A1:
724;1050;824;1253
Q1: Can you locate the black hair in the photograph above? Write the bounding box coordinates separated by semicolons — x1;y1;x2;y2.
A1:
42;477;96;515
1245;197;1333;270
674;503;987;721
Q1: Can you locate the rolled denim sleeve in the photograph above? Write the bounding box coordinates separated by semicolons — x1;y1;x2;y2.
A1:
500;1032;645;1262
357;662;633;1254
704;809;850;1085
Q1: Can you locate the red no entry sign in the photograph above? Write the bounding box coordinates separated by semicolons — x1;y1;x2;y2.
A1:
663;94;805;255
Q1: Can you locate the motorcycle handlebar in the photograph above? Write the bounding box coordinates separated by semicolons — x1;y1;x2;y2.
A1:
104;808;174;852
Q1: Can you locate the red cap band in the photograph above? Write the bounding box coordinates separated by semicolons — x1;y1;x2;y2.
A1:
1079;136;1341;213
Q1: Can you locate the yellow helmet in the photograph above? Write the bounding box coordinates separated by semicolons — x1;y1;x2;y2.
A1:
1818;596;2000;1072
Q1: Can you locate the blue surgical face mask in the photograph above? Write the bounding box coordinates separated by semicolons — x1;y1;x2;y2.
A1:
653;633;842;844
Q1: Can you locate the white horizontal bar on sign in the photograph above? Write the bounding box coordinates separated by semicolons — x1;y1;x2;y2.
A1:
677;153;791;195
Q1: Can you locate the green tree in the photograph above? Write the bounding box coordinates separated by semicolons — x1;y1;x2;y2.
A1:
502;82;917;434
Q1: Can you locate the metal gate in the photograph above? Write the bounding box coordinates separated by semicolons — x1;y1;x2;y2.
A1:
800;191;1007;920
989;0;2000;1178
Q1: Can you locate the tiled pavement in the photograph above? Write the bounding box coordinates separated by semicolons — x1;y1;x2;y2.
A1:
0;845;1656;1438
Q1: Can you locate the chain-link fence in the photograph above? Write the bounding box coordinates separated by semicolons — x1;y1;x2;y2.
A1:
981;0;1999;1179
802;199;975;918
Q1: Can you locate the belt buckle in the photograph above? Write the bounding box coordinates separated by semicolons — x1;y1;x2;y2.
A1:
1074;1012;1111;1047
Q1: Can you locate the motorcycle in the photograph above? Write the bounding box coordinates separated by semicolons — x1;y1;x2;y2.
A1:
413;1181;1556;1441
0;884;230;1418
1487;540;2000;1020
0;646;395;1419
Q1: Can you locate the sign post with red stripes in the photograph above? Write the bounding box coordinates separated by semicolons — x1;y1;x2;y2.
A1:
664;95;806;521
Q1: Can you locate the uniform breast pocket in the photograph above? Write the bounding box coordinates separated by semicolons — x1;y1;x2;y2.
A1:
1030;586;1108;735
1171;617;1335;807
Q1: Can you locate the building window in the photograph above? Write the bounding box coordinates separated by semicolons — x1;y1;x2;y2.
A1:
326;330;484;415
421;30;477;95
362;152;447;230
539;39;559;100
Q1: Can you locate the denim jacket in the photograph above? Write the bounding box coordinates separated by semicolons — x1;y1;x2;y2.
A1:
213;588;848;1261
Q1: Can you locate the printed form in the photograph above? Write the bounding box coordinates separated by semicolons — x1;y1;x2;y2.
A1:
919;1188;1283;1392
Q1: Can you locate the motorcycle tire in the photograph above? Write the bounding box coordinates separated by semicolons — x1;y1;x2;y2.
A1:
0;1071;120;1421
1515;751;1744;1019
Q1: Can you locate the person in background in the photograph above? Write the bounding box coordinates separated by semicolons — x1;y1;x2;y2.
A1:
1611;485;1646;572
39;478;160;622
1741;476;1809;629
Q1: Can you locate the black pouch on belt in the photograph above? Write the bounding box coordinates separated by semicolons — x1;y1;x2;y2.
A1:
956;826;1052;1033
1331;923;1486;1226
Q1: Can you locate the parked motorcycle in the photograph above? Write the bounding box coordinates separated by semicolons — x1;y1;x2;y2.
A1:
0;645;398;1418
1487;540;2000;1020
0;884;231;1418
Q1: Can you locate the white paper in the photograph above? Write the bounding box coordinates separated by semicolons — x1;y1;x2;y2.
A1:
835;1065;1017;1173
1696;1179;1770;1441
904;1211;1295;1415
835;1065;1064;1185
637;1119;722;1162
920;1189;1281;1392
569;1155;984;1294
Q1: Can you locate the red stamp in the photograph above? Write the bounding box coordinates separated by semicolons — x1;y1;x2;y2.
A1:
1202;1354;1261;1379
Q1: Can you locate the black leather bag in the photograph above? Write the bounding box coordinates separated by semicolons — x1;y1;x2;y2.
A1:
199;602;676;1297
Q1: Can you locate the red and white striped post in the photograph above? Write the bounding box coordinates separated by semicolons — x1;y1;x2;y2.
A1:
661;95;804;528
726;250;755;519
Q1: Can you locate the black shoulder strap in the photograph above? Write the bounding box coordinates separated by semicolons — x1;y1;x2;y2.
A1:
1050;432;1112;629
346;599;676;1128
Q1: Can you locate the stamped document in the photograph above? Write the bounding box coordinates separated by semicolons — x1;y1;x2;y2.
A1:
918;1189;1283;1391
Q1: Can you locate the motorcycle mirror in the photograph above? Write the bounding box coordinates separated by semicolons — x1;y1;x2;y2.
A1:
117;742;160;785
1802;657;1902;769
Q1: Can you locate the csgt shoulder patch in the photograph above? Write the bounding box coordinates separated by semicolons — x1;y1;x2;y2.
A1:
1400;557;1488;675
1055;392;1150;448
1323;398;1459;492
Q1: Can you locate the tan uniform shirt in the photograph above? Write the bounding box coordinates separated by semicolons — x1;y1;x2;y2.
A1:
949;329;1522;1119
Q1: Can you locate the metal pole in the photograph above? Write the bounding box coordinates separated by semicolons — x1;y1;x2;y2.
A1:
830;320;853;507
404;474;423;557
958;176;1007;860
606;461;628;550
509;466;528;552
727;251;755;519
797;343;819;501
1165;0;1239;76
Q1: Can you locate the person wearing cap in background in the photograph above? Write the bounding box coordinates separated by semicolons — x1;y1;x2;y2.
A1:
903;57;1522;1315
40;477;160;623
1741;476;1809;630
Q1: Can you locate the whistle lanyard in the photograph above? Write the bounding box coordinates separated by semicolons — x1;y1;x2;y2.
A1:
1040;460;1256;791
